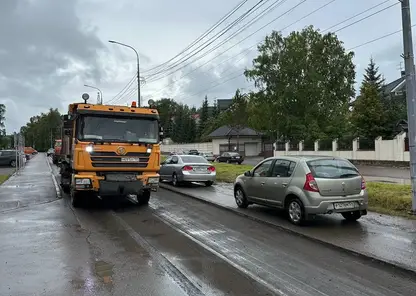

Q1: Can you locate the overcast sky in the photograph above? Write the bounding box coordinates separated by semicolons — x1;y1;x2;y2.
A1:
0;0;414;132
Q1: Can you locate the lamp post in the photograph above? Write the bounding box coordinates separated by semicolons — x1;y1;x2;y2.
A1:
84;84;103;104
109;40;141;107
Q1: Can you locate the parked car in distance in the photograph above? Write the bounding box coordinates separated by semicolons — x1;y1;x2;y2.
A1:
0;150;25;167
47;148;55;157
159;154;216;187
188;149;199;155
233;155;368;225
201;152;216;162
216;152;243;164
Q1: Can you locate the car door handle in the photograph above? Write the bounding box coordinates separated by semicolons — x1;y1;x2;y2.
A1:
261;182;265;185
282;182;288;187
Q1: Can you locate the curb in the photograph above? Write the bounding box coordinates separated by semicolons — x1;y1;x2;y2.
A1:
45;155;62;199
159;183;416;277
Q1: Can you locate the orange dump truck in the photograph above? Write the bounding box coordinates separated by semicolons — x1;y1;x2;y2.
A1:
59;94;163;207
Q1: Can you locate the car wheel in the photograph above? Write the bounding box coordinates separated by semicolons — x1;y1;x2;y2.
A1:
227;160;231;164
286;197;305;226
234;186;249;208
172;173;179;187
205;181;213;187
341;211;362;221
138;190;151;205
10;160;16;167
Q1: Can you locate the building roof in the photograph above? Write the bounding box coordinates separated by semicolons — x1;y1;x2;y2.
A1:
382;71;406;95
208;125;262;138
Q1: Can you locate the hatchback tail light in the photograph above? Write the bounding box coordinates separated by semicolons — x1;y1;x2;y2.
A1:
207;166;215;172
361;176;366;190
182;165;193;171
303;173;319;192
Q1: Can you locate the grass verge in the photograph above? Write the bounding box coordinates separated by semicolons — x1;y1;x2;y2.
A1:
0;175;10;185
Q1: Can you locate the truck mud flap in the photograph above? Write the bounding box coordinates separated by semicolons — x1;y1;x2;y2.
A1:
98;181;143;197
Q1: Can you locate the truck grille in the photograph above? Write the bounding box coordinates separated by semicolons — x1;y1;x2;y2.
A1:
89;151;150;168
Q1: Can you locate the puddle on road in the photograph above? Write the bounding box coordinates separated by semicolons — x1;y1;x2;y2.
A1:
94;260;114;284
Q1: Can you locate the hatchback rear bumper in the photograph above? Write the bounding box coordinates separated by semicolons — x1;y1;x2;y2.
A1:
304;199;368;215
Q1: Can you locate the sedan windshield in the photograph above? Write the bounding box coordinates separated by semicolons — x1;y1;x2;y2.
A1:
77;115;159;144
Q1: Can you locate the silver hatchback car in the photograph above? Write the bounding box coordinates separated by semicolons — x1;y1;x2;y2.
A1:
233;156;368;225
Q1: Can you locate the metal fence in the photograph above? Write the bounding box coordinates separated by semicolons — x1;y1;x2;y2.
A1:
13;132;25;174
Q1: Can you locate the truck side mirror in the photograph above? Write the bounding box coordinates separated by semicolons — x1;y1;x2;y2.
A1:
64;129;71;136
159;126;164;141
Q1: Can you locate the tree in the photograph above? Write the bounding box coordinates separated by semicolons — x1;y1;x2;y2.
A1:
363;57;385;92
212;100;219;118
198;96;209;140
224;89;249;150
350;83;386;139
20;108;62;151
154;98;178;139
244;26;355;141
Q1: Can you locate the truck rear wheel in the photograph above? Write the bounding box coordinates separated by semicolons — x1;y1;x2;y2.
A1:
138;190;151;205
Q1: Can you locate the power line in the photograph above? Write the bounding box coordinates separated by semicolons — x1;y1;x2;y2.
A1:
177;25;414;103
147;0;304;84
347;24;416;51
332;2;398;33
142;0;250;75
150;0;318;96
145;0;274;79
151;0;398;98
106;75;136;104
321;0;393;32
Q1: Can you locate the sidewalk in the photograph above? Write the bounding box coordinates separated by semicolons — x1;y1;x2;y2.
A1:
0;153;59;212
160;182;416;273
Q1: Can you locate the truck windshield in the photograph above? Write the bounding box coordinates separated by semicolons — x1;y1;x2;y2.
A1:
77;115;159;144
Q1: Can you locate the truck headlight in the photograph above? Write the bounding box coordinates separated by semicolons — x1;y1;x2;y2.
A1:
75;178;91;185
85;145;93;153
147;177;159;184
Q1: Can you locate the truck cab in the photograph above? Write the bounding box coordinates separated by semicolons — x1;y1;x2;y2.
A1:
59;96;163;207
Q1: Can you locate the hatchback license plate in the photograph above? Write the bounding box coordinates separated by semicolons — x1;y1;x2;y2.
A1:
334;202;357;210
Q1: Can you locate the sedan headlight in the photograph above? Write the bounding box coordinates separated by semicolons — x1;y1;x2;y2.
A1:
75;178;91;185
147;177;159;184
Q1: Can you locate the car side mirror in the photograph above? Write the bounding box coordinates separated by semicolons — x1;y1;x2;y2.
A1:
244;171;252;177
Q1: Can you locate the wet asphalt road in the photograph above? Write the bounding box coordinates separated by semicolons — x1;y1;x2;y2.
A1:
1;154;416;295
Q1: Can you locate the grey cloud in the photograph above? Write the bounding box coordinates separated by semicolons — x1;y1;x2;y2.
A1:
0;0;105;131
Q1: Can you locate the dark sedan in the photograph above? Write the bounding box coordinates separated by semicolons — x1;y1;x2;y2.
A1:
216;152;244;164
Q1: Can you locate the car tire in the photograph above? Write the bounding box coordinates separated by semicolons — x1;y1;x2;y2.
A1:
205;181;213;187
341;211;362;221
10;160;16;167
234;186;249;208
172;173;180;187
227;160;231;164
286;197;305;226
138;190;151;205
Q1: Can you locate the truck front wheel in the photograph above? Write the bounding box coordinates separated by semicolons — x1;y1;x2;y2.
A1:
138;190;151;205
71;189;83;208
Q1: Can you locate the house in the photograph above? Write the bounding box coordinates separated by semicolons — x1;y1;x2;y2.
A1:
382;71;406;98
208;125;264;156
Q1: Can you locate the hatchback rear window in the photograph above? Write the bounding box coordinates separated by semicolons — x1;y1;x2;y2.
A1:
180;156;208;163
306;158;359;179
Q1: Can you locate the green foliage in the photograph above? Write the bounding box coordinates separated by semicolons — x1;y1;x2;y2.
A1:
198;96;209;139
363;57;385;92
0;104;7;148
350;83;386;139
244;26;355;141
170;104;197;143
154;98;178;139
20;108;62;151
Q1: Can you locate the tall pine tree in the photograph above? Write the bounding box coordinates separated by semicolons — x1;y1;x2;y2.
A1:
363;57;385;92
198;96;209;140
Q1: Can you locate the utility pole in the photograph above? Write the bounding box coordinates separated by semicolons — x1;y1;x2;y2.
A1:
400;0;416;214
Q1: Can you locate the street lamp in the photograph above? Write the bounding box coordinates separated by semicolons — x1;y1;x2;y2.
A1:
108;40;141;107
84;84;103;104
